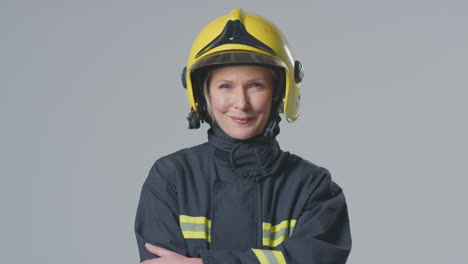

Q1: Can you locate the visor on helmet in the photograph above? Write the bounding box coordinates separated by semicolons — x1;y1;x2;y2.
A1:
188;51;286;72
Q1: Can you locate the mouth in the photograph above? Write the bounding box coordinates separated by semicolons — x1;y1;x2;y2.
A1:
229;116;254;125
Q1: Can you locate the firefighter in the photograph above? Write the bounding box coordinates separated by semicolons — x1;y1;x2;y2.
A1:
135;8;351;264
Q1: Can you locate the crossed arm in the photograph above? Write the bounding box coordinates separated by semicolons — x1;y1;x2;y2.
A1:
141;243;202;264
135;162;351;264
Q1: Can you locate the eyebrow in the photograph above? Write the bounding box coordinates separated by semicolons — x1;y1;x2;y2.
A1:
212;77;268;83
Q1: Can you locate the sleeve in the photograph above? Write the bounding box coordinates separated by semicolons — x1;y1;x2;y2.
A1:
134;159;189;262
198;172;352;264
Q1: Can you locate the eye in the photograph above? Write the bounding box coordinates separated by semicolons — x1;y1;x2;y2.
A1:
250;82;264;88
219;83;231;89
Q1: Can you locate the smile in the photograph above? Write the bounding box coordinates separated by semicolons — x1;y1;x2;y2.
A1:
229;116;254;125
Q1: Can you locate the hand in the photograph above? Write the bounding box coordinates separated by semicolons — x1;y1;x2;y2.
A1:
141;243;203;264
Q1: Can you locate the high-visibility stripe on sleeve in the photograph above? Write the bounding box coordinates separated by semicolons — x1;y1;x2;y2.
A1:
180;215;212;227
263;236;289;248
271;250;287;264
181;231;211;242
262;220;297;232
251;249;287;264
252;249;269;264
262;220;297;247
179;215;211;242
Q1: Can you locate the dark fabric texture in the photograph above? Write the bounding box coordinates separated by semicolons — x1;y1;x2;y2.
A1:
134;124;352;263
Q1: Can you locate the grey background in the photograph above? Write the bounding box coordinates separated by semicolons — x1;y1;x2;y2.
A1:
1;0;467;263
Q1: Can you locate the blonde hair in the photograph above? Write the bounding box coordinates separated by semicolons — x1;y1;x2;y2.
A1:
203;70;214;120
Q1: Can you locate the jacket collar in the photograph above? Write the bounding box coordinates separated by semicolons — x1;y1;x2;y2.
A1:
207;122;282;179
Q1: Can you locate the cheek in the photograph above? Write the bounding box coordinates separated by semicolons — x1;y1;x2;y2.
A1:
252;93;273;113
210;92;230;113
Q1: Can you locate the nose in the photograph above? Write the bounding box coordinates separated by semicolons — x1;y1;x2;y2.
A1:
233;88;250;111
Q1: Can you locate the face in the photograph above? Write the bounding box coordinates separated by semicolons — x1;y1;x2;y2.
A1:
208;65;274;140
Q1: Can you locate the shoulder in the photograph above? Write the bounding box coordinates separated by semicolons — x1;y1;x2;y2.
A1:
146;142;211;184
154;142;209;165
283;153;345;208
279;151;341;193
155;142;211;170
283;152;331;181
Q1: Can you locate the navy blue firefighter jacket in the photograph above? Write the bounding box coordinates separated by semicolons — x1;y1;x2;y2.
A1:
135;125;352;263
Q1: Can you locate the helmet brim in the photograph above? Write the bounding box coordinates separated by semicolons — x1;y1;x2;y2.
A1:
188;51;286;72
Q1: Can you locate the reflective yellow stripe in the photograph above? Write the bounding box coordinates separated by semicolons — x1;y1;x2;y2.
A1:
181;231;211;242
179;215;211;242
179;215;212;227
262;220;297;232
262;220;297;247
263;236;290;247
252;249;287;264
252;249;269;264
272;250;287;264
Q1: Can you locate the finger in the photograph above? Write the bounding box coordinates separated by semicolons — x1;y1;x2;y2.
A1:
145;243;174;257
141;259;159;264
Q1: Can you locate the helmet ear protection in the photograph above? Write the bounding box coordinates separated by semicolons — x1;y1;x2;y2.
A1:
294;60;304;83
182;8;303;129
182;66;204;129
186;108;200;129
181;66;187;89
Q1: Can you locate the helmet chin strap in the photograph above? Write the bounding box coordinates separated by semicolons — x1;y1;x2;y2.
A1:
263;67;284;137
263;114;281;137
263;86;282;137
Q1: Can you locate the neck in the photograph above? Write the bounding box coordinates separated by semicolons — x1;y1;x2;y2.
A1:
207;119;283;179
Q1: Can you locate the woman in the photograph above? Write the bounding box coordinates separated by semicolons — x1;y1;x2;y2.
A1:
135;8;352;264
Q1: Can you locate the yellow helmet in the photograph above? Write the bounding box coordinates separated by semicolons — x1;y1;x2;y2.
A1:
182;8;303;128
